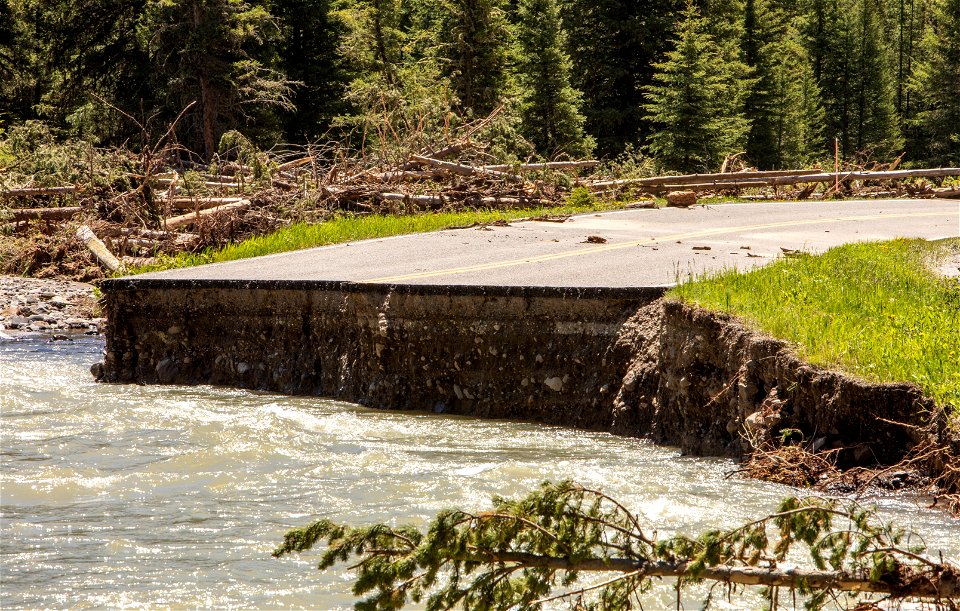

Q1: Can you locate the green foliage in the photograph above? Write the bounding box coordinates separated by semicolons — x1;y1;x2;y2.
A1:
910;0;960;165
806;0;903;160
0;0;955;165
138;0;295;158
274;0;352;141
743;0;825;168
561;0;683;157
218;130;272;181
564;187;594;207
671;238;960;415
275;481;951;609
515;0;594;158
438;0;515;119
333;0;461;159
0;121;126;188
644;2;752;172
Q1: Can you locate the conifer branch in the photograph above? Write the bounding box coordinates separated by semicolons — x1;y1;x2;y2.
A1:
275;481;959;609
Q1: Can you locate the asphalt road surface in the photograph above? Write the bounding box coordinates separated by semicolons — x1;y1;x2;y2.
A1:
138;199;960;288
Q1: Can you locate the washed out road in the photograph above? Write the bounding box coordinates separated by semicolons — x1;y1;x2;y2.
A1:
138;199;960;288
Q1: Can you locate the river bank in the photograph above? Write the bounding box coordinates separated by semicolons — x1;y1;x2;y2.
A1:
96;272;959;511
5;259;955;512
0;276;103;335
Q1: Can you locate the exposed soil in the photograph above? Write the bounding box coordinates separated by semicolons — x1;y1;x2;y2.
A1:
611;299;959;512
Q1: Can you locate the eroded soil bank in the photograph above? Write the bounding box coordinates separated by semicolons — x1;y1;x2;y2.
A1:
97;280;958;498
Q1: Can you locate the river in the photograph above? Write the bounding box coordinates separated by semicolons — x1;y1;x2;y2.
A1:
2;335;957;609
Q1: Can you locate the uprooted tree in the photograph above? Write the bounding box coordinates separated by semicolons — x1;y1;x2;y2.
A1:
274;480;958;610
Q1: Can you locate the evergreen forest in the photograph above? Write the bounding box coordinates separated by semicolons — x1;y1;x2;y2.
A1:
1;0;959;172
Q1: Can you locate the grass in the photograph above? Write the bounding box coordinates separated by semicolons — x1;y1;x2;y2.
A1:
670;238;960;418
125;195;637;275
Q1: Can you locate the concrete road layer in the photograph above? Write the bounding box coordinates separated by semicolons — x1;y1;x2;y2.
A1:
138;199;960;288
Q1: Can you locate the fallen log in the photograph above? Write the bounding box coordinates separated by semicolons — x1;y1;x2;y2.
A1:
167;196;247;211
5;206;84;222
107;227;200;246
377;193;448;207
931;187;960;199
427;142;469;161
77;225;123;272
154;177;243;190
765;167;960;186
368;170;447;182
1;186;78;198
587;167;960;192
460;552;959;599
119;238;160;252
276;156;315;172
163;200;251;229
586;169;823;190
277;483;960;606
121;256;157;268
481;161;600;172
409;155;526;183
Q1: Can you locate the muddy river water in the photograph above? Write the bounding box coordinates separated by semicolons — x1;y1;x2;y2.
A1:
2;336;957;609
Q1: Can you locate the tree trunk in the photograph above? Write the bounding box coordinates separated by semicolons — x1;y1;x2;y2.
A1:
194;1;217;160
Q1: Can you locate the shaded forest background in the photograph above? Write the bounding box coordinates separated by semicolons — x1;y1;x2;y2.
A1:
0;0;958;173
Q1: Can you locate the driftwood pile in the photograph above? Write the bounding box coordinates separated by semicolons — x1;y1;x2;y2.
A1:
3;149;960;277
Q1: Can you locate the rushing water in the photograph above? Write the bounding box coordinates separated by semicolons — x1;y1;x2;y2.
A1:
1;335;957;609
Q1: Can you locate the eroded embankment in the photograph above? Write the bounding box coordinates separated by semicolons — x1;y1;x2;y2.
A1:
615;302;958;498
98;280;957;496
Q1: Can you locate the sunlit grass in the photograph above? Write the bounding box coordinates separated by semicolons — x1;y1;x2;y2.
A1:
671;238;960;419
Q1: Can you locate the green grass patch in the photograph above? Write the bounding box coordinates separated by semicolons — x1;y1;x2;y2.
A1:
670;238;960;418
127;196;630;275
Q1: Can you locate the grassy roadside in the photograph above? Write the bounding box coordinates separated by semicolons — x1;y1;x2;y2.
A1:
670;238;960;419
125;197;636;274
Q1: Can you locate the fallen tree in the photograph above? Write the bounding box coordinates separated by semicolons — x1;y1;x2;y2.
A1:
586;167;960;193
5;206;84;222
275;481;958;609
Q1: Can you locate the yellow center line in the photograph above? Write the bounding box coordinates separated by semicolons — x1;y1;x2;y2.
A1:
360;210;958;284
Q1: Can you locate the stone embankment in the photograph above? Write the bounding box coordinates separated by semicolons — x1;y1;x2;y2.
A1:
0;276;103;335
96;279;957;497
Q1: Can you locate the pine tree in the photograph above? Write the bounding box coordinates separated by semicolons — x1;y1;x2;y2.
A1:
334;0;457;154
438;0;514;119
911;0;960;164
335;0;406;87
515;0;593;157
139;0;295;158
644;2;751;172
274;0;351;141
561;0;684;157
742;0;780;166
743;0;824;167
0;0;30;125
770;20;826;166
883;0;929;122
0;0;15;80
1;0;152;140
807;0;902;160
